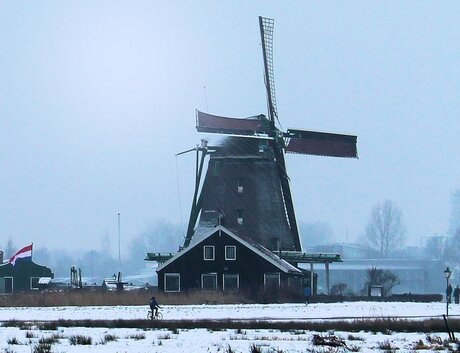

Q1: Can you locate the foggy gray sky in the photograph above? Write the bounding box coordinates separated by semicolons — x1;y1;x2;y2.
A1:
1;1;459;254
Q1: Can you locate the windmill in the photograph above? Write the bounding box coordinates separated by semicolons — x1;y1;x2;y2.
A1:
182;17;357;252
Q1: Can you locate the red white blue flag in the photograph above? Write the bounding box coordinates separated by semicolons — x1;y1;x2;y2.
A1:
9;244;33;266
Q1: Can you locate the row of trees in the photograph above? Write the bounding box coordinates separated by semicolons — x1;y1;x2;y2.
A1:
1;198;450;280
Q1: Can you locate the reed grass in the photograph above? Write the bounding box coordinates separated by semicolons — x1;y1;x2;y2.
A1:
0;288;300;307
3;317;460;333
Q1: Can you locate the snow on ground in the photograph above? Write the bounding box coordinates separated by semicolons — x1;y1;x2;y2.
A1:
0;325;450;353
0;301;458;321
0;302;459;352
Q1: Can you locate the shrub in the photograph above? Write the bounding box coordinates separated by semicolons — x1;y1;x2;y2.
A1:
312;334;347;348
103;334;118;342
33;342;52;353
377;340;395;350
69;335;92;345
25;332;35;339
6;337;20;345
363;267;400;296
127;333;145;340
330;283;347;296
347;334;363;341
39;334;62;344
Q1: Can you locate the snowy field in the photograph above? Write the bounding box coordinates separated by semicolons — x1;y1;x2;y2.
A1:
0;302;459;352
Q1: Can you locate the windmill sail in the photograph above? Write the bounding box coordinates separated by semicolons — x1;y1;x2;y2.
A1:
286;129;358;158
196;110;271;136
259;16;278;125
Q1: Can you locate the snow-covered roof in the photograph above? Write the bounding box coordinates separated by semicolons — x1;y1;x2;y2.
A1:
157;225;301;274
38;277;52;284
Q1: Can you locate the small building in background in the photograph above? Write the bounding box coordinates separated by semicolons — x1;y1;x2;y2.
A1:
313;244;446;295
0;249;54;293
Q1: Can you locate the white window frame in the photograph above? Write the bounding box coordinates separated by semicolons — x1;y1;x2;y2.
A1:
264;272;281;289
223;273;239;292
203;245;215;261
237;177;243;193
201;273;218;291
225;245;236;260
164;273;180;292
237;209;243;225
4;276;13;294
30;277;40;290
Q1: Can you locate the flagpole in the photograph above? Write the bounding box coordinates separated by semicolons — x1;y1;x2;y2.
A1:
118;213;121;271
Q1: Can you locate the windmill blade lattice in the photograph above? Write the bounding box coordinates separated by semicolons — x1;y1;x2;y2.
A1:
259;17;280;126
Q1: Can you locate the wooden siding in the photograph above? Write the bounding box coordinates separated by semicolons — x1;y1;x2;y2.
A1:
198;137;299;251
158;230;301;292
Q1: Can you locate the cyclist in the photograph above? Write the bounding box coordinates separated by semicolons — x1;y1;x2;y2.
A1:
149;296;160;317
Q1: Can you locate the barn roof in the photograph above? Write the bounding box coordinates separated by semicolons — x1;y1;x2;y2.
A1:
156;225;301;274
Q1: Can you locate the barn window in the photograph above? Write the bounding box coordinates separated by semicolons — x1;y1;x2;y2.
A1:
258;140;268;153
237;209;244;225
225;246;236;260
270;237;280;251
264;272;280;290
223;274;239;291
201;273;217;291
164;273;180;292
30;277;40;290
3;277;13;294
237;177;243;193
203;245;215;260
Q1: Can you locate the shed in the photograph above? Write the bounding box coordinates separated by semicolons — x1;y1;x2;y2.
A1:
0;260;54;293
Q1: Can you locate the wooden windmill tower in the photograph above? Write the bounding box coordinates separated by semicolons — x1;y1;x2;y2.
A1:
182;17;357;253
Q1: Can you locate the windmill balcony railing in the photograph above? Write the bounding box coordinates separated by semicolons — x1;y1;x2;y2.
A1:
273;251;342;264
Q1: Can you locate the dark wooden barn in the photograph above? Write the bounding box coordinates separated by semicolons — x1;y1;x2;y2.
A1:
156;225;303;293
0;258;54;293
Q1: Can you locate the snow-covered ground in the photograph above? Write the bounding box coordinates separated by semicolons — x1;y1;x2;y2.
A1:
1;301;458;321
0;302;458;352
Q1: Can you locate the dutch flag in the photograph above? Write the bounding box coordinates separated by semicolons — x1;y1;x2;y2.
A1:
9;244;33;266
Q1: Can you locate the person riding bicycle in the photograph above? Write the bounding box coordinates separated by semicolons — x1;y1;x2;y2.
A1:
149;296;160;317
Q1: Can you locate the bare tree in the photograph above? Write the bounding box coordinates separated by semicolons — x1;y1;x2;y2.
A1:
299;222;334;248
5;238;15;259
365;200;405;258
424;236;448;261
445;229;460;265
364;267;400;296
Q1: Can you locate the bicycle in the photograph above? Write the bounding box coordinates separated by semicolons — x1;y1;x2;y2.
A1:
147;309;163;320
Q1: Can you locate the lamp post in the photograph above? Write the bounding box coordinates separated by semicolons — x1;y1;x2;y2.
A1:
444;267;452;317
